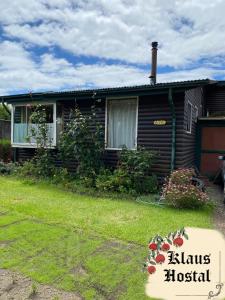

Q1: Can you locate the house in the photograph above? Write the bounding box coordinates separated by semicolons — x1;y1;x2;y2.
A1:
2;42;225;179
3;78;225;179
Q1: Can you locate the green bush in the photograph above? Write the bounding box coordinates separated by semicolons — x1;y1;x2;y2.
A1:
16;105;57;179
169;168;195;185
0;161;17;174
96;168;133;193
0;104;10;120
96;148;157;194
163;169;209;209
0;139;11;162
58;106;104;179
16;154;56;178
51;167;71;184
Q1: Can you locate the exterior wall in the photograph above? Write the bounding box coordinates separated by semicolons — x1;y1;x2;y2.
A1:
181;87;204;168
138;94;172;177
205;86;225;115
0;120;11;139
13;90;194;177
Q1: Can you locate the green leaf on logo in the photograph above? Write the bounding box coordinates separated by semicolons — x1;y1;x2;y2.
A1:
183;233;189;240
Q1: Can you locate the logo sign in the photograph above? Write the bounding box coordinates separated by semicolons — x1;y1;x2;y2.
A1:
153;120;166;125
145;227;225;300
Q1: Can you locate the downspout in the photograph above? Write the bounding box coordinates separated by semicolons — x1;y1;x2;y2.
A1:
168;88;176;172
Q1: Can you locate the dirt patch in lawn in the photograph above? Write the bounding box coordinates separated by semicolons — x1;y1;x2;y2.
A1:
0;269;82;300
93;239;141;254
71;265;88;277
207;183;225;236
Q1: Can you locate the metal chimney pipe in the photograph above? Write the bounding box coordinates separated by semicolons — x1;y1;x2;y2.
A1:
149;41;158;85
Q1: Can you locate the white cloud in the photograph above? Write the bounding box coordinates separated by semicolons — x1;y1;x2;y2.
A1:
0;1;225;94
0;39;225;96
2;0;225;66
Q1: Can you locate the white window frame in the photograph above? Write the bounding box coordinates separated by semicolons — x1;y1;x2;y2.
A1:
105;96;139;150
186;101;193;134
11;102;57;148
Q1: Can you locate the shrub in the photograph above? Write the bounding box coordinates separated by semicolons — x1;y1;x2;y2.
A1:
16;155;56;178
133;174;158;194
0;139;11;162
0;161;17;174
169;168;195;185
0;104;11;120
58;106;104;179
51;167;71;184
163;169;209;209
96;168;133;193
17;105;56;179
118;147;157;193
96;148;158;194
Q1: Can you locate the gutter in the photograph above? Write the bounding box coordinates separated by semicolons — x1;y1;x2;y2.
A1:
168;88;176;172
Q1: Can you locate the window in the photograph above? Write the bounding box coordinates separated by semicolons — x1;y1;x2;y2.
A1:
106;98;138;149
186;102;192;133
12;103;56;147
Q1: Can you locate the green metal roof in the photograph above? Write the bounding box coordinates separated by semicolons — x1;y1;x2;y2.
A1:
2;79;216;103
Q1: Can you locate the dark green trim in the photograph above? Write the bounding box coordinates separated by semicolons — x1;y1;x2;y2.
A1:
168;88;176;172
196;119;225;171
201;149;225;154
195;122;202;170
198;121;225;127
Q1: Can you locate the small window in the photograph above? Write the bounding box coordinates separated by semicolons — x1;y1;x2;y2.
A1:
186;102;192;133
106;98;137;149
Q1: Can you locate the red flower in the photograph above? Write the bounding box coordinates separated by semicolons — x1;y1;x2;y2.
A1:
173;237;183;247
149;243;157;251
155;254;165;264
147;265;156;274
161;243;170;251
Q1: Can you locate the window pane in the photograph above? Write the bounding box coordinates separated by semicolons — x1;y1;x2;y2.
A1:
27;105;53;123
13;104;55;144
13;106;28;143
107;99;137;149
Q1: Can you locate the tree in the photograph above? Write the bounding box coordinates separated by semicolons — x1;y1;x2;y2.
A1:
0;104;11;120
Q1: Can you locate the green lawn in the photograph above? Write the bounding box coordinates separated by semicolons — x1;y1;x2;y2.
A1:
0;176;213;299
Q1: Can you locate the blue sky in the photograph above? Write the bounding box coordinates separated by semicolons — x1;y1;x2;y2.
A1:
0;0;225;95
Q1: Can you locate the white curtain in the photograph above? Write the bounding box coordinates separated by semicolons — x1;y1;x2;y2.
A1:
107;99;137;149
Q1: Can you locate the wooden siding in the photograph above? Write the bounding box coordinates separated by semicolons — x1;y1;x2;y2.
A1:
14;90;200;178
181;87;203;168
138;94;172;177
0;120;11;139
206;86;225;115
14;93;178;177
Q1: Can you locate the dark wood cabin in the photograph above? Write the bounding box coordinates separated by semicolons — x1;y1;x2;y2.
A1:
3;79;225;179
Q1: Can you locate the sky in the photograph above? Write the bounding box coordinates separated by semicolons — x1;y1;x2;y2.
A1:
1;0;225;95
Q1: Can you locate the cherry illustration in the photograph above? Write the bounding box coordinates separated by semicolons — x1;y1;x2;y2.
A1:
173;237;184;247
149;243;157;251
155;254;165;264
161;243;170;251
147;265;156;274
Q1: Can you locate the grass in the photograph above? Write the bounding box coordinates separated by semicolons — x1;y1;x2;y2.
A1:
0;176;213;299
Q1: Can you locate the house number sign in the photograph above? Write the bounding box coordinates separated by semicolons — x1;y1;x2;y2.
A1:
153;120;166;125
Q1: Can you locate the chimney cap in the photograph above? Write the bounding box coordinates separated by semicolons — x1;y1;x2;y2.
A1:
151;41;158;48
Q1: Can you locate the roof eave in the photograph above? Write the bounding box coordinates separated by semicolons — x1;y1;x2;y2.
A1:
2;79;216;104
